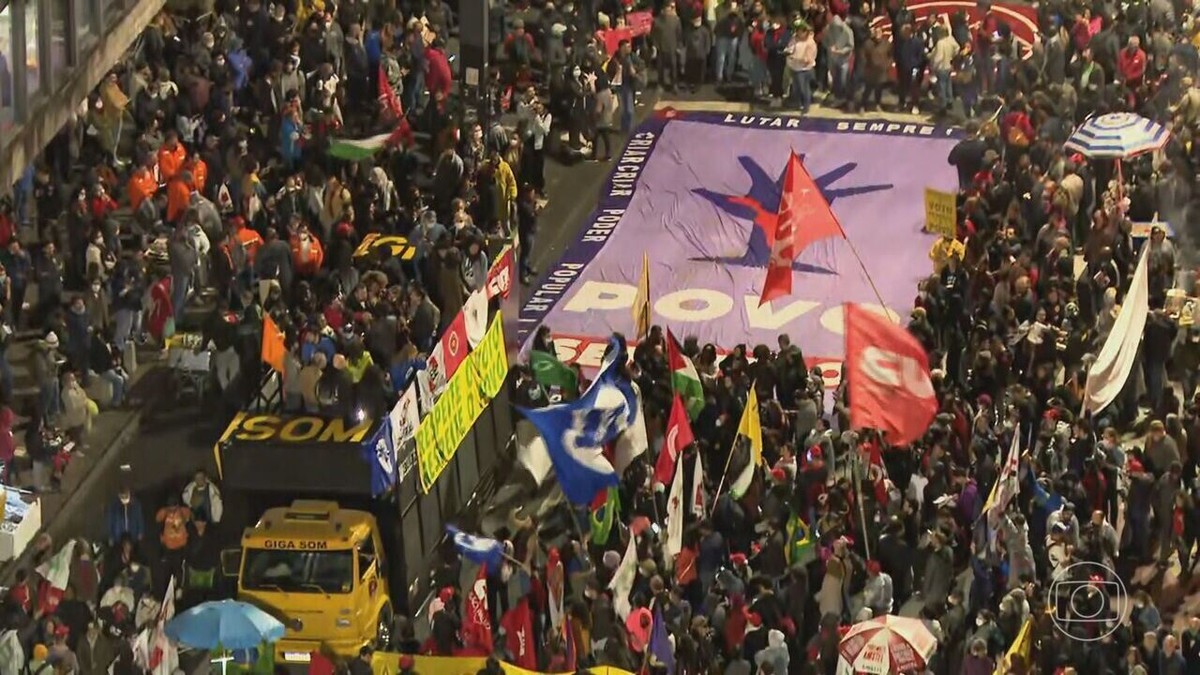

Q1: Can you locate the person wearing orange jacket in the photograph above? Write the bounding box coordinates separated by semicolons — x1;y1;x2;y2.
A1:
127;161;158;212
183;150;208;197
165;171;193;224
156;130;187;185
290;224;325;277
155;494;192;589
231;216;263;264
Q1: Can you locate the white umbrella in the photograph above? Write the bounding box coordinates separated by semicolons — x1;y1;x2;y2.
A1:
1064;112;1170;159
838;615;938;674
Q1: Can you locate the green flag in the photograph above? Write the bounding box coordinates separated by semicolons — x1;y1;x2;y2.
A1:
530;350;578;392
590;487;620;546
785;511;816;567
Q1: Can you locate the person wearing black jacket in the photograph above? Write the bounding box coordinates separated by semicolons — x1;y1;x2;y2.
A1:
1144;303;1179;413
88;332;128;408
517;184;540;284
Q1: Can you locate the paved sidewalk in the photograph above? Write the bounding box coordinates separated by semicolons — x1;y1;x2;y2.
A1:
0;361;168;584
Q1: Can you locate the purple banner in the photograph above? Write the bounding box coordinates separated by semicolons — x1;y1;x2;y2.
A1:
520;110;962;370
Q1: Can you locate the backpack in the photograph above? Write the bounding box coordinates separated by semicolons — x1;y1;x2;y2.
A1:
1007;124;1030;147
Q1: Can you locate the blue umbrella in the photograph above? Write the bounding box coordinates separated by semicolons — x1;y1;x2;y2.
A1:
164;600;285;651
1064;112;1170;159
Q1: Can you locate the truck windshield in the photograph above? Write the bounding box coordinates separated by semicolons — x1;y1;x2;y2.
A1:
242;549;354;594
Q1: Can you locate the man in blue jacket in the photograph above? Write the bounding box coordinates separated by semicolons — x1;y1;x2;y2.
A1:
106;487;145;547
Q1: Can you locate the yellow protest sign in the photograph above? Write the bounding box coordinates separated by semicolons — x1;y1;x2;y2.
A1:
924;187;957;238
416;313;509;492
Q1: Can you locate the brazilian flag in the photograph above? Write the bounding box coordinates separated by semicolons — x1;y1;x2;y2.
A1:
785;512;816;567
590;487;620;546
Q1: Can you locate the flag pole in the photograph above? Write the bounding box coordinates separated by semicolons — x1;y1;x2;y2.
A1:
709;440;737;519
841;234;891;315
709;379;757;518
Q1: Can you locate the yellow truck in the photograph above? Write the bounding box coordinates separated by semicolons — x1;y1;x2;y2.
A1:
231;500;394;664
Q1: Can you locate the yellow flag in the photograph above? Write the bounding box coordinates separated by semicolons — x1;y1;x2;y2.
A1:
993;618;1033;675
729;385;764;498
737;386;763;466
632;252;651;340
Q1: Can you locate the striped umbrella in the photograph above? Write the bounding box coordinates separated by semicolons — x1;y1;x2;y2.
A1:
1064;112;1170;159
838;615;938;674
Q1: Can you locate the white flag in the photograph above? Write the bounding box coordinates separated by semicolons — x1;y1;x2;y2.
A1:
691;451;705;517
392;384;421;444
608;535;638;620
614;382;649;474
515;420;554;485
984;431;1021;528
463;290;489;348
665;452;685;569
1084;249;1150;415
416;368;436;412
36;539;76;590
149;576;178;675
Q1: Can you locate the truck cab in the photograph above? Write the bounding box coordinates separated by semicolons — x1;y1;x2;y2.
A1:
234;500;393;664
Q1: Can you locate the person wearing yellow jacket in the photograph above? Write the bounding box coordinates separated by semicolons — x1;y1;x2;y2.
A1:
491;152;518;229
929;233;965;273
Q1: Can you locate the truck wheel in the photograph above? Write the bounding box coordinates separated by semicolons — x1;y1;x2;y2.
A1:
375;604;394;650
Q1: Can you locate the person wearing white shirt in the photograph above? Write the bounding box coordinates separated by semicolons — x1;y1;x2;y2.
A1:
863;560;894;615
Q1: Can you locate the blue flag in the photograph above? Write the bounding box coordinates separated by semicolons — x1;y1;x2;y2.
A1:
446;525;505;569
650;607;676;674
518;338;636;505
362;417;396;497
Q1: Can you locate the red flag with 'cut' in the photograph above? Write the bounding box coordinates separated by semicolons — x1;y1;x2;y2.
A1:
844;303;937;445
501;599;536;669
654;394;694;486
461;565;494;654
760;153;847;306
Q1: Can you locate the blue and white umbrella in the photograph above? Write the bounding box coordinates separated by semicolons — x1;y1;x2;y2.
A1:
164;600;285;651
1064;112;1170;159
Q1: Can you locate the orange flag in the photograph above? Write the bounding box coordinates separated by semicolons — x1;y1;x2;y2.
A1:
261;314;286;374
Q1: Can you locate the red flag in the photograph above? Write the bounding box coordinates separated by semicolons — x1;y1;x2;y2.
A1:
461;566;494;654
760;153;847;306
501;599;536;669
307;651;336;675
844;303;937;445
654;394;695;486
378;65;404;119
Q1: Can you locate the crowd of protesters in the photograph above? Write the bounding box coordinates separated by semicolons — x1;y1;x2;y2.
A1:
0;0;577;669
0;0;1197;670
424;4;1200;675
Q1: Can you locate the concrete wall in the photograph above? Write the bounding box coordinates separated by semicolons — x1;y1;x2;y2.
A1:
0;0;165;190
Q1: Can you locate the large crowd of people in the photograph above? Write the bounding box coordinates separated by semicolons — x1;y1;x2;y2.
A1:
0;0;1192;671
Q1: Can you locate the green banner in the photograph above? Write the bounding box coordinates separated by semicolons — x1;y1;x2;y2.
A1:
415;314;509;491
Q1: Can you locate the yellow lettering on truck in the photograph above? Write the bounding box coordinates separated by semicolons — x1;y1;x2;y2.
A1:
228;416;373;444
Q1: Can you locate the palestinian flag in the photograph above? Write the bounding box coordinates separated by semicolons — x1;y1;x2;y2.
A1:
784;511;816;567
666;329;704;418
328;133;396;161
531;349;578;392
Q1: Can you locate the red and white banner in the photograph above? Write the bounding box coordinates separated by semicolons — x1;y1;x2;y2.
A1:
462;566;493;654
844;303;937;445
425;311;470;400
487;247;515;300
501;599;536;669
598;10;654;55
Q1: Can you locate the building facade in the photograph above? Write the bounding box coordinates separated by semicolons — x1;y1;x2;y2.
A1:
0;0;165;190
